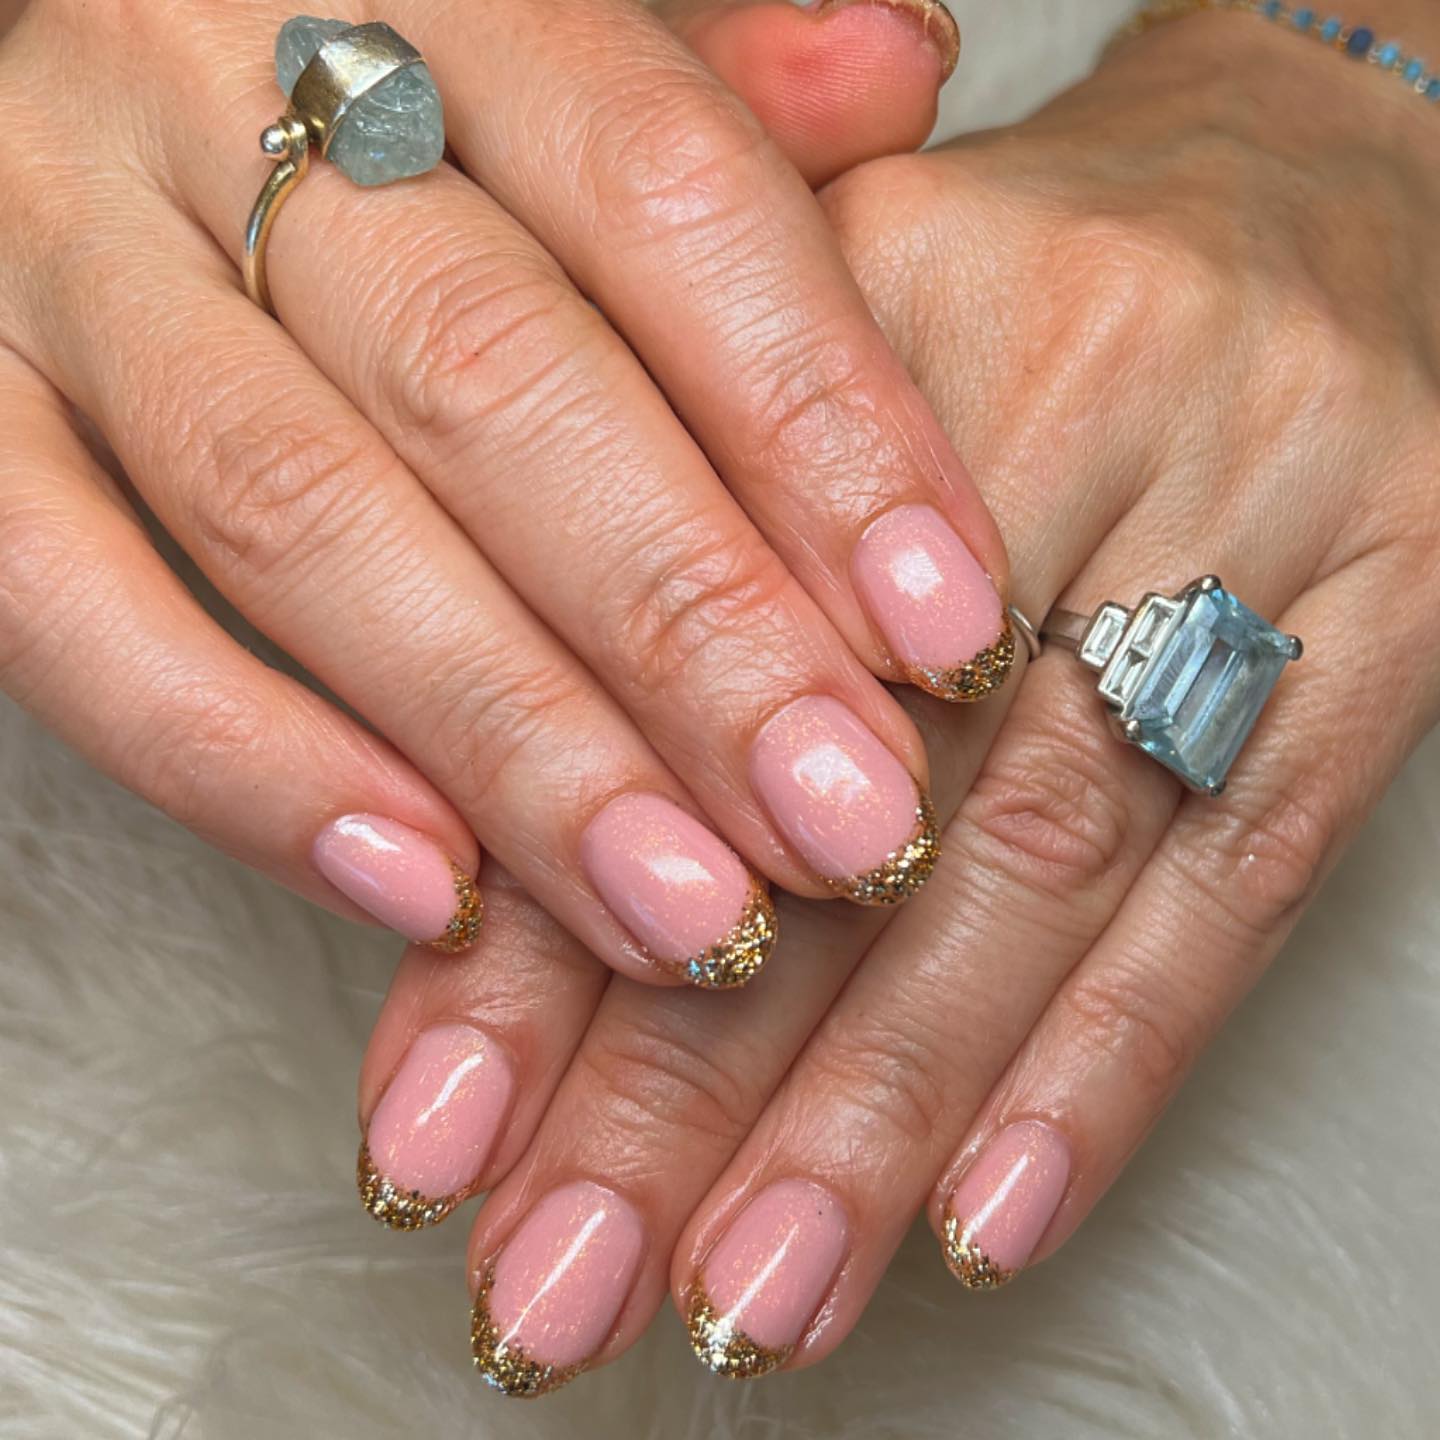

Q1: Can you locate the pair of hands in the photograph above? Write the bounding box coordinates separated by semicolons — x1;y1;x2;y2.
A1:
370;3;1440;1391
4;0;1439;1394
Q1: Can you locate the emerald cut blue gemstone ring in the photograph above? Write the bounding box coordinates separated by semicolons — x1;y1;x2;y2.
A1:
1040;577;1303;796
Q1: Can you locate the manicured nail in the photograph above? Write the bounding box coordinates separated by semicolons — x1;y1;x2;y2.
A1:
471;1181;646;1398
852;505;1012;703
686;1179;849;1380
942;1120;1071;1289
357;1024;514;1231
312;813;482;953
811;0;961;81
750;695;938;905
579;793;776;988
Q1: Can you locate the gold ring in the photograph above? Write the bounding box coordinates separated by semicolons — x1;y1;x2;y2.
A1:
244;17;445;314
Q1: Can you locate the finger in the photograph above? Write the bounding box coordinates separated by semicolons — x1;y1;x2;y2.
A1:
453;683;1007;1396
659;0;959;186
132;6;948;912
356;863;609;1230
392;0;1015;704
14;189;775;988
668;531;1321;1372
0;345;481;948
931;558;1436;1285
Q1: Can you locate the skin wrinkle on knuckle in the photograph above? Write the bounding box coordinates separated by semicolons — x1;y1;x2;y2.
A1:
159;354;395;589
603;521;801;708
960;697;1137;901
377;237;583;452
571;64;771;257
800;997;979;1148
1163;775;1340;937
1060;956;1201;1101
568;1017;758;1159
407;647;597;820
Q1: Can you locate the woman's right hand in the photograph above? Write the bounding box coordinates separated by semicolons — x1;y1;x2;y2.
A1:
0;0;1012;984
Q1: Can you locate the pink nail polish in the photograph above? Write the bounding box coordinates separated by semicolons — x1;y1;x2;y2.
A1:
580;793;776;988
749;696;939;904
312;813;482;952
942;1120;1070;1289
471;1181;646;1398
852;505;1012;703
686;1179;849;1379
357;1024;514;1231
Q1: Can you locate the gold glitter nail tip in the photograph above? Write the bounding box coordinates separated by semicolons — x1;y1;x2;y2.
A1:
426;862;485;954
671;879;778;990
941;1213;1014;1290
833;794;941;906
912;619;1016;704
471;1269;584;1399
685;1282;792;1381
356;1142;460;1232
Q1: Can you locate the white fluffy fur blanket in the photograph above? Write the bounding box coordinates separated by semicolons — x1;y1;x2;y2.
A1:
5;4;1438;1436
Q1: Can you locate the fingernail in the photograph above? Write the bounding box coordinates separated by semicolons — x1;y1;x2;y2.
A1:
852;505;1012;703
357;1023;514;1231
686;1179;849;1380
580;793;777;988
942;1120;1071;1289
811;0;961;81
312;813;482;953
471;1181;646;1398
750;695;939;905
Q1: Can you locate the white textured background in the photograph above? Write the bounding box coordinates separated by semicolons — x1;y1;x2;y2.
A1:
4;4;1439;1436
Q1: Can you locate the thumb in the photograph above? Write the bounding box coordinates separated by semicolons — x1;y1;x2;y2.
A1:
656;0;959;187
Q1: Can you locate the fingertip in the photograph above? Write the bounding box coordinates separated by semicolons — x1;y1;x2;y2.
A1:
672;0;956;185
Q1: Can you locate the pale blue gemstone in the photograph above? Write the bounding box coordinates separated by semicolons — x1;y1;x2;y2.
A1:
1120;588;1294;791
276;15;445;187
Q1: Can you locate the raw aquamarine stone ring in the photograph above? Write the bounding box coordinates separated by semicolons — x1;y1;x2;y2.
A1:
242;17;445;313
1040;577;1303;795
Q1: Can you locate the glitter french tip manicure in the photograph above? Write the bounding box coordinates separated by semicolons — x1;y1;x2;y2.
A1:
749;696;941;908
579;793;778;989
312;813;483;953
470;1182;646;1399
852;504;1013;705
357;1024;515;1232
941;1120;1071;1291
686;1180;849;1381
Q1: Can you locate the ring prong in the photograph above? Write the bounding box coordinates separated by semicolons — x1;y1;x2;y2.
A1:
1120;718;1143;743
1196;574;1222;594
1205;780;1227;798
1287;635;1304;660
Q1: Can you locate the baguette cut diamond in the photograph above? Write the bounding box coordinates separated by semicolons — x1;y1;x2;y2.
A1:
1105;585;1294;791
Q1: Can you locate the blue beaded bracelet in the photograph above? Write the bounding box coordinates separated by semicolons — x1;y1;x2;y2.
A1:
1120;0;1440;104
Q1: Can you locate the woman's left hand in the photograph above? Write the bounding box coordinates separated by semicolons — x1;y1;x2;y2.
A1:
356;2;1440;1390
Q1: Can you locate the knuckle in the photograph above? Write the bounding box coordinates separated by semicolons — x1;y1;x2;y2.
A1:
1036;213;1223;380
381;239;580;453
1061;958;1199;1099
741;328;883;479
574;65;769;251
605;527;795;703
803;1008;955;1146
414;645;595;815
573;1016;755;1153
184;385;383;584
962;691;1136;900
1166;775;1339;936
